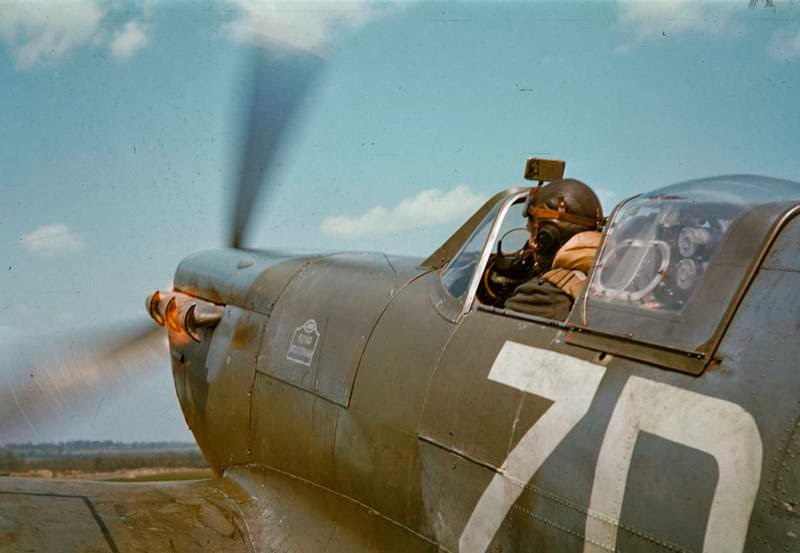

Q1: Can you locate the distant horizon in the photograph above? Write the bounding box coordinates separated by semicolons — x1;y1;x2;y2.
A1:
0;440;199;449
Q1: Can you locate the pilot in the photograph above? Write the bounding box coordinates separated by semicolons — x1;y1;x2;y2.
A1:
504;178;603;320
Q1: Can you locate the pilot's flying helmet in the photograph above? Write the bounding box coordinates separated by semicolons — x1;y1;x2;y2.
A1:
524;178;603;255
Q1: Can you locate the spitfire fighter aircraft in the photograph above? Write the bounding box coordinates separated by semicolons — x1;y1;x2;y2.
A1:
2;48;800;553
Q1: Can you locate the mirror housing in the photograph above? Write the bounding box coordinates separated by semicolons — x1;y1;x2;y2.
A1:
524;157;565;182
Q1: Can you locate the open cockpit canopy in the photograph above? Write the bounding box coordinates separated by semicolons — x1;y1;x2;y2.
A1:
589;176;800;313
569;175;800;370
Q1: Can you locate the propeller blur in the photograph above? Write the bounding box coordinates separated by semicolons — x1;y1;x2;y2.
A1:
229;47;325;248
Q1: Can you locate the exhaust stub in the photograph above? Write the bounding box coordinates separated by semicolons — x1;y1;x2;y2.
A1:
146;290;224;342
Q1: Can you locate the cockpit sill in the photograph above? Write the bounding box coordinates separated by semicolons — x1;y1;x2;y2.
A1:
476;302;709;374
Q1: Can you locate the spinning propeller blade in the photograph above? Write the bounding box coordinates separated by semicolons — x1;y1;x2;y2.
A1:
0;323;165;442
229;47;325;248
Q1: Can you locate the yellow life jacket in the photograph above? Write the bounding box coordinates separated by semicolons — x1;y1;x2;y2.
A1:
542;231;601;300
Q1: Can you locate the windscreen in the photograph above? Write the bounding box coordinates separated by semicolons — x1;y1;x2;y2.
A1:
440;202;501;301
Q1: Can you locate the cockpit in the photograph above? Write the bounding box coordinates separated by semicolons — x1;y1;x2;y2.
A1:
426;172;800;373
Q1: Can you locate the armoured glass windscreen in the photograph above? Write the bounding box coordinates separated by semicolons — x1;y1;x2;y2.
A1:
493;200;528;252
440;202;501;300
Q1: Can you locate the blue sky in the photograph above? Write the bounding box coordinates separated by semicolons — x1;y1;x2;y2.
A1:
1;0;799;442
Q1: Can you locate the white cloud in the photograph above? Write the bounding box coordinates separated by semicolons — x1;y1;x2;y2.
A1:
21;224;84;256
0;2;155;68
222;0;390;53
0;0;104;68
616;1;739;49
109;20;148;59
320;185;483;240
769;28;800;61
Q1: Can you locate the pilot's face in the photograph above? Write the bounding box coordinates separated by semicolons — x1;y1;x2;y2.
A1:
527;215;562;257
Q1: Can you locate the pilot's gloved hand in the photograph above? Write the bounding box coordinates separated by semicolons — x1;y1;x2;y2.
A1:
504;279;573;321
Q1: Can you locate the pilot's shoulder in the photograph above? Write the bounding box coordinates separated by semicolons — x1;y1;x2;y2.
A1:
552;230;602;273
561;230;602;251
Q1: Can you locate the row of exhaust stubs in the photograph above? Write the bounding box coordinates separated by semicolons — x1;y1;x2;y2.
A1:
146;290;224;342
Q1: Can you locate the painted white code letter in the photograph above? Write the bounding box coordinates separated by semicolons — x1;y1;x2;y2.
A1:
460;341;606;552
583;376;763;553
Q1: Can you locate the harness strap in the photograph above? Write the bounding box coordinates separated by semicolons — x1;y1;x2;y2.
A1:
527;206;600;229
525;187;601;229
543;267;589;300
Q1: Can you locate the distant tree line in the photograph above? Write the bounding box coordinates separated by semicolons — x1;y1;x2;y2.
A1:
1;440;200;453
0;441;207;473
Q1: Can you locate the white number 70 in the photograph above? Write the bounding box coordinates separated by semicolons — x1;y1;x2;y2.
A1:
459;341;763;553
